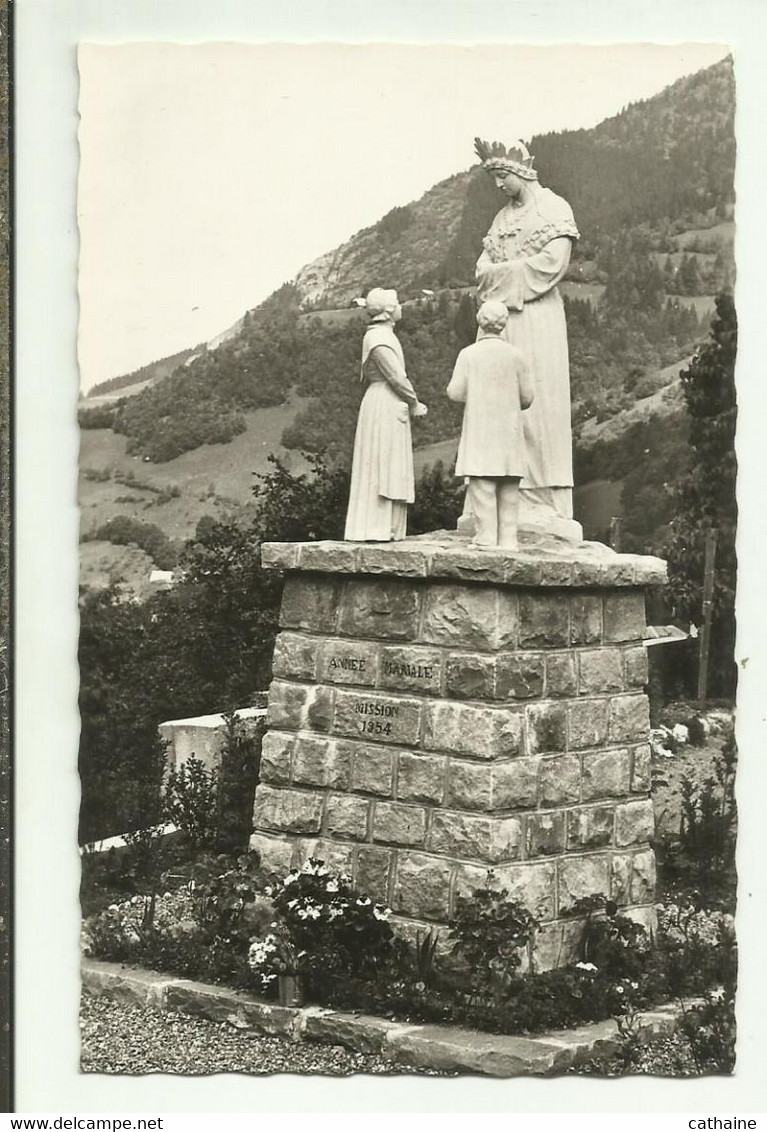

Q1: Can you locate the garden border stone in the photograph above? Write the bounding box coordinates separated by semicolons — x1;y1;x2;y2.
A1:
81;958;690;1077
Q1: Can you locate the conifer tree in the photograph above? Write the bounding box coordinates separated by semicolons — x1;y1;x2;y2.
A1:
664;292;737;697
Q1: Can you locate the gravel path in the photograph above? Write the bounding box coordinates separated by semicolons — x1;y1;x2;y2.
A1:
80;994;442;1076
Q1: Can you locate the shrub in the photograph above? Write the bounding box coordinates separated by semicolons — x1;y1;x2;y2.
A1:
214;712;265;853
448;875;538;999
266;858;394;980
163;756;220;851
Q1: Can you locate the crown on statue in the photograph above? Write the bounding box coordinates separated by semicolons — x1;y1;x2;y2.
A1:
473;137;538;180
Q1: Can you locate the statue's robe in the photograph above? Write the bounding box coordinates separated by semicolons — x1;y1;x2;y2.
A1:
476;187;579;494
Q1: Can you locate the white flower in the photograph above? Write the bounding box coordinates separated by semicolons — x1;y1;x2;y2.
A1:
287;899;298;909
615;985;625;994
575;962;598;972
711;987;726;1003
325;879;339;893
373;906;390;921
356;896;372;907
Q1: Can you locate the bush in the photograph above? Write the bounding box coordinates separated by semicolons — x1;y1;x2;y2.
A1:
266;858;394;981
448;876;538;999
163;756;220;851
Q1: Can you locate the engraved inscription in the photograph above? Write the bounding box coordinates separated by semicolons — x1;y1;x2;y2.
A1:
355;699;400;736
333;690;422;746
330;656;367;673
382;660;434;680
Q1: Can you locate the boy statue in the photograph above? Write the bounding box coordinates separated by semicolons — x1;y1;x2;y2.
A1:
446;299;534;550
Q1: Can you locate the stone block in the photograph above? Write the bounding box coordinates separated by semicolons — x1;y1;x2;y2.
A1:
567;699;610;750
317;640;378;686
629;849;657;903
493;861;557;921
526;702;567;753
249;832;296;876
292;736;351;790
279;576;341;633
518;594;569;648
351;746;395;797
615;799;655;846
582;749;631;800
357;544;428;577
253;785;323;835
429;811;521;863
430;548;507;585
266;681;307;731
495;654;545;700
339;578;421;641
631;745;652;793
298;541;359;574
355;845;393;904
538;755;581;806
296;838;355;876
609;693;650;743
333;690;422;747
578;649;624;694
271;632;319;681
259;731;294;785
557;855;611;915
623;645;649;688
421;585;511;651
566;805;615;851
423;702;522;760
396;752;445;805
622;904;658;937
603;591;645;643
445;760;492;811
545;653;577;697
306;686;336;733
526;812;566;857
393;853;452;920
502;558;544;586
533;919;584;971
260;542;299;571
491;758;541;810
446;653;496;700
373;801;427;847
378;646;443;695
570;594;602;645
610;852;632;905
325;794;371;840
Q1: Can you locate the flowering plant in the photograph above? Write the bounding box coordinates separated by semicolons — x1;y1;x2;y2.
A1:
448;874;538;999
81;889;199;958
247;925;302;989
266;859;393;976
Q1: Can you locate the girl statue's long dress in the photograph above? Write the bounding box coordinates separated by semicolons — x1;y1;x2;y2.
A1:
344;322;420;541
475;186;580;522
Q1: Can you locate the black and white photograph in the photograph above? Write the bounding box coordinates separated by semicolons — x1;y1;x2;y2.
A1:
73;39;739;1080
12;1;767;1116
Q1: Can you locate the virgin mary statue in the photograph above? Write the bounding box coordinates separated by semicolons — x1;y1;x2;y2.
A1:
473;137;582;543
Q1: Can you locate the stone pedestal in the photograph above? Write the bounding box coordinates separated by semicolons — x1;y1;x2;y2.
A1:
252;532;665;970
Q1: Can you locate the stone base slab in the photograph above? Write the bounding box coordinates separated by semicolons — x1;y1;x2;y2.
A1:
82;958;691;1077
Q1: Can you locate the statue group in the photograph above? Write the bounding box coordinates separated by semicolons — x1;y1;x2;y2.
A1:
344;137;582;548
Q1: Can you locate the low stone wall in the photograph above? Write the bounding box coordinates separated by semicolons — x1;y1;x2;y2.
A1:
159;706;266;776
252;534;664;970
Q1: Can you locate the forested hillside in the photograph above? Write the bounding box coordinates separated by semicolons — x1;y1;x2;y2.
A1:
78;56;734;564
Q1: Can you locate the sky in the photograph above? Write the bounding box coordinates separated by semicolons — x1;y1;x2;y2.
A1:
77;42;729;391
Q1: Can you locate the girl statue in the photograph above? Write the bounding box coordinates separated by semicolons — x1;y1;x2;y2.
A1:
344;288;427;541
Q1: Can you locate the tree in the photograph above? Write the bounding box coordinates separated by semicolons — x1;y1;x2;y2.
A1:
664;292;737;697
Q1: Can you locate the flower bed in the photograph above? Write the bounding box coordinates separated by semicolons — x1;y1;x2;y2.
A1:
82;852;735;1065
